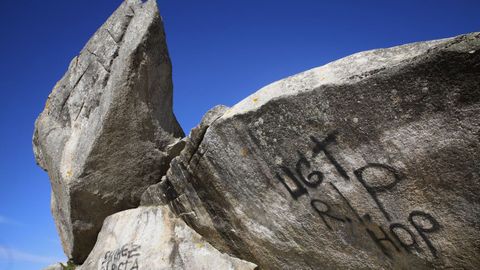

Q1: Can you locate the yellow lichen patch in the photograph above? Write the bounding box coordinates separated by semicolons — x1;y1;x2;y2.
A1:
44;98;51;111
53;81;60;90
221;108;233;118
240;147;249;157
195;242;205;249
66;170;73;177
252;97;259;103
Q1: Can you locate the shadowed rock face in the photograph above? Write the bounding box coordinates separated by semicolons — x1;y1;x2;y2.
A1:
33;0;183;263
78;206;257;270
149;33;480;269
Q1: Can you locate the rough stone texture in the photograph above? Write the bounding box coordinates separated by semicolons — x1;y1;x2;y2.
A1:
79;206;257;270
33;0;183;263
152;33;480;269
141;105;228;207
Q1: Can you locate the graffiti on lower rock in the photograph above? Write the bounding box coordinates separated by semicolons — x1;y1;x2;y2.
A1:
100;243;141;270
275;131;441;259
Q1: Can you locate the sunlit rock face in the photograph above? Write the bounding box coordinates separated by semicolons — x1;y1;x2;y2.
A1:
33;0;183;263
149;33;480;269
78;206;257;270
33;0;480;267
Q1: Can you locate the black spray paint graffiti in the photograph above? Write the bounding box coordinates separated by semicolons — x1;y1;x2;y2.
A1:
100;243;141;270
276;131;441;259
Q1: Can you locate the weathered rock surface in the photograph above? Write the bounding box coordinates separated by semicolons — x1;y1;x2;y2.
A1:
33;0;183;263
141;105;228;207
79;206;257;270
150;33;480;269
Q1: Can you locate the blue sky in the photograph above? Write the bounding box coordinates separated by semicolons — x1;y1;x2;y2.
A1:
0;0;478;269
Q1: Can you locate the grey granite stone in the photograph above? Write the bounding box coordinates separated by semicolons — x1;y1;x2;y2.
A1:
152;32;480;269
33;0;183;263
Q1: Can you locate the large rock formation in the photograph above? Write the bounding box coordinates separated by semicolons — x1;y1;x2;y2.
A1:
33;0;183;263
34;0;480;267
149;33;480;269
79;206;257;270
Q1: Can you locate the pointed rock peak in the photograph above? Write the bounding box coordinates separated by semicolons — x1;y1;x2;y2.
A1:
33;0;183;263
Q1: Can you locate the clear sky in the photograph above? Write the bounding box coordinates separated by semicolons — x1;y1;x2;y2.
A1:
0;0;478;269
